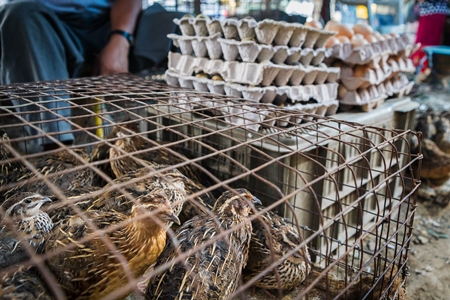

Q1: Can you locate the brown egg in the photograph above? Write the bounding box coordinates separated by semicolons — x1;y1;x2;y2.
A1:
325;36;340;48
352;23;373;38
364;34;378;44
373;31;386;41
351;34;369;48
337;35;351;44
331;23;354;39
324;20;339;31
338;85;348;99
211;74;224;81
353;64;372;77
305;20;323;29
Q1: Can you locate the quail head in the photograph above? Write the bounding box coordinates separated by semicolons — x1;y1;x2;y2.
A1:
0;192;53;269
146;188;261;300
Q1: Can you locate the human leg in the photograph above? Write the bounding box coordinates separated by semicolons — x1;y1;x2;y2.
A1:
0;2;85;152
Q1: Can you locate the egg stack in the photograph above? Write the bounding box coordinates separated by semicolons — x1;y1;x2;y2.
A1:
324;21;416;112
165;15;341;117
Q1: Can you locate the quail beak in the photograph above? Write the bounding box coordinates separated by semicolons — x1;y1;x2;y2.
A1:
37;196;52;208
252;196;262;206
164;212;181;225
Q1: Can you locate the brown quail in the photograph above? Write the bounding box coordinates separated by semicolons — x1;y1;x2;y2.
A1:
3;148;93;200
92;122;216;222
145;188;260;300
243;204;311;290
0;131;26;194
0;193;53;269
86;167;187;220
44;182;181;300
0;267;53;300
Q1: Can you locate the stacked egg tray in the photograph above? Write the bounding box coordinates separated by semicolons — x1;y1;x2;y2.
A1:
166;16;340;115
326;35;417;111
337;57;415;112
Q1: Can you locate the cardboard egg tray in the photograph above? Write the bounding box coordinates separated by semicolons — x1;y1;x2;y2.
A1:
168;52;340;87
384;74;415;98
337;73;414;112
338;85;388;112
165;70;339;104
339;65;391;90
173;16;336;49
168;34;331;66
327;35;416;65
386;57;415;75
167;90;340;130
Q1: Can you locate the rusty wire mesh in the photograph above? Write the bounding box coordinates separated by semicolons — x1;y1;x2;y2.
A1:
0;74;421;299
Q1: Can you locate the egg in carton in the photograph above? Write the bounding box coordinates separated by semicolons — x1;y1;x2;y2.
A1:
167;52;340;91
338;82;388;112
339;63;387;90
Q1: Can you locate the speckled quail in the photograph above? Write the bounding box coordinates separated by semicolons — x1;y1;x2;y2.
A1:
0;267;53;300
44;180;181;299
145;188;260;300
0;193;53;269
91;122;216;222
3;148;93;200
243;204;311;290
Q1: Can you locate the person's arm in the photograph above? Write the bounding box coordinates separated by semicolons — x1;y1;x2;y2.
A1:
97;0;142;75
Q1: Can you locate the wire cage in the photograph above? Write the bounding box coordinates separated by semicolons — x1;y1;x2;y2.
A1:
0;74;421;299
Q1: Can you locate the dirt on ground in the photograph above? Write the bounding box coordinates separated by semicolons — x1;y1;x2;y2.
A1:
406;197;450;300
406;82;450;300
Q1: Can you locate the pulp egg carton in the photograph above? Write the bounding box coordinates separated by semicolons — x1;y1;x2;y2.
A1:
386;57;415;74
168;52;340;87
384;74;414;98
265;101;340;126
217;38;330;66
282;100;340;120
327;35;413;66
173;15;222;37
173;15;336;49
166;70;338;104
168;33;223;59
339;64;391;90
328;42;386;66
338;84;388;112
169;33;330;65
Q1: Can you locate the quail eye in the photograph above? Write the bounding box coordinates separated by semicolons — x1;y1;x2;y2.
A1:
24;199;32;204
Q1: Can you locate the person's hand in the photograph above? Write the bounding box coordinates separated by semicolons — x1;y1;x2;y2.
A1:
96;34;130;75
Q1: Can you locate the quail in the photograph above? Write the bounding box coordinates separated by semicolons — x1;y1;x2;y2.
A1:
0;192;53;269
86;167;187;220
91;122;216;222
0;130;26;193
243;204;311;290
44;181;182;300
3;148;93;200
0;267;53;300
145;188;261;300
